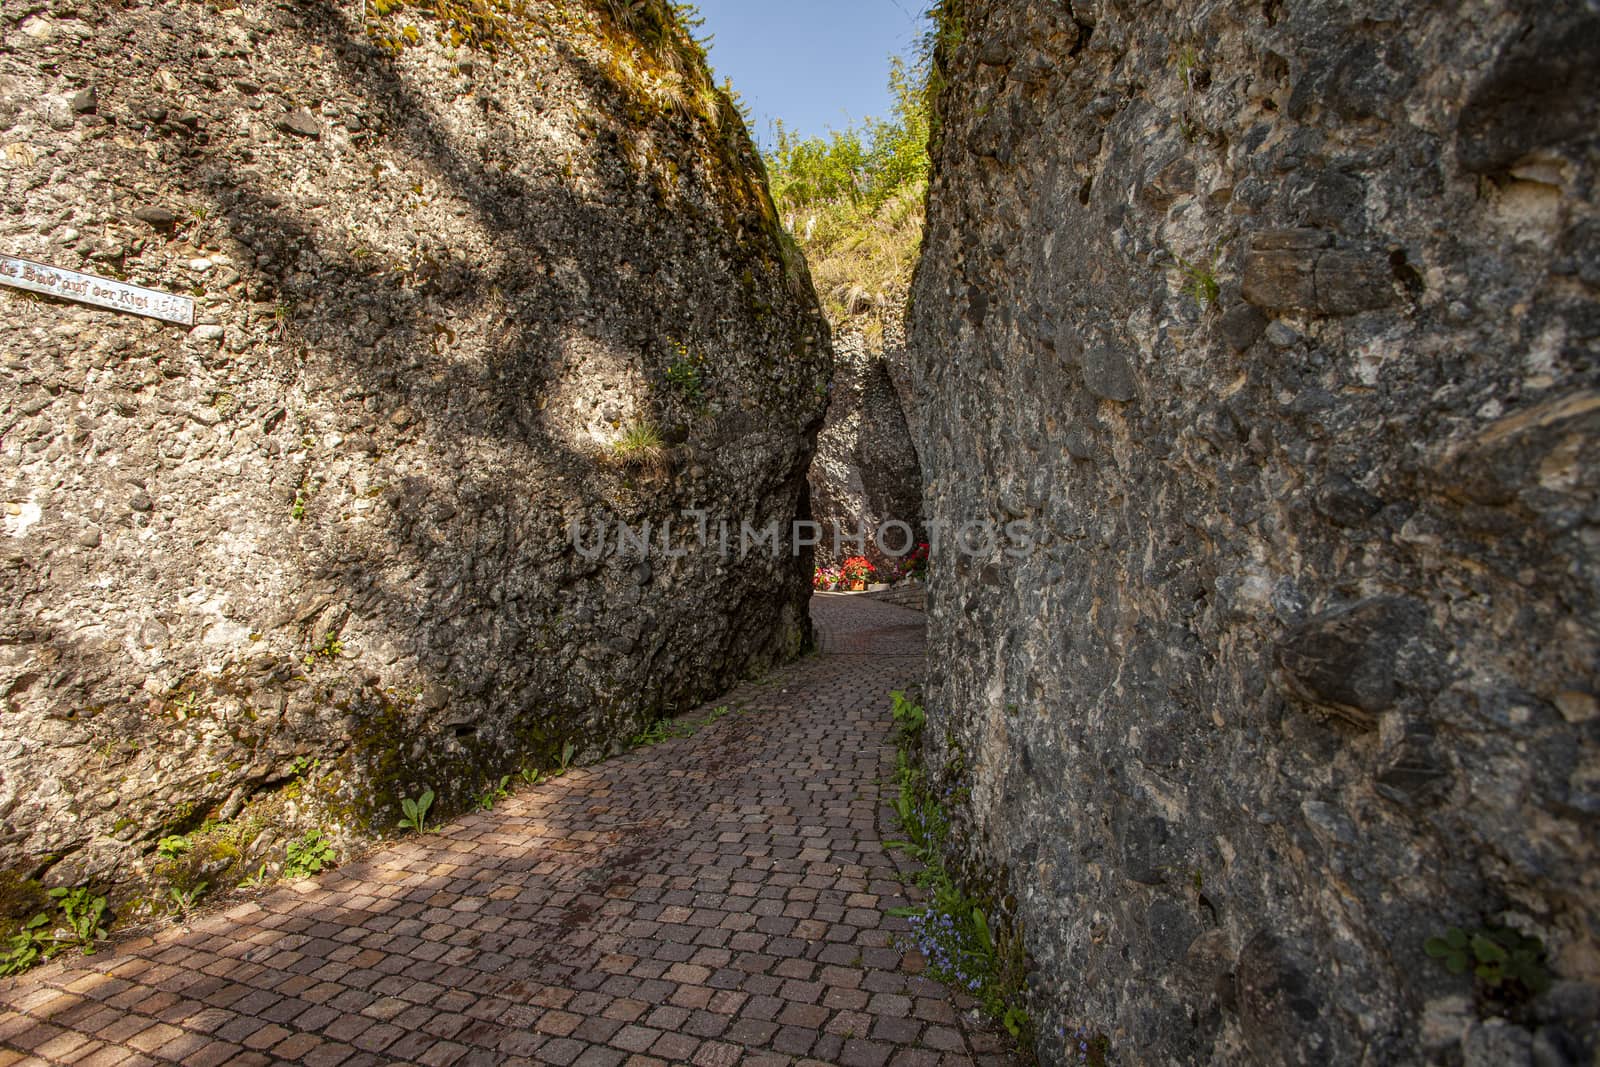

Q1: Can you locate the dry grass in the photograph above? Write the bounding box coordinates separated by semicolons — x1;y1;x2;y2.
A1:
794;180;926;341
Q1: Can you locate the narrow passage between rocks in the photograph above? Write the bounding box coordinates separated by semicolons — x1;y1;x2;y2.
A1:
0;595;1013;1067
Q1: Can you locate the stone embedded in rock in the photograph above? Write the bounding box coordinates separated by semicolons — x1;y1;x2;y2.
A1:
277;108;322;138
1217;303;1268;351
1312;474;1384;527
1374;732;1451;809
1249;228;1334;252
1235;932;1338;1066
1275;597;1428;727
132;205;177;229
1263;320;1301;348
69;86;97;113
1313;247;1396;314
1241;229;1394;315
1242;246;1319;310
1080;343;1137;402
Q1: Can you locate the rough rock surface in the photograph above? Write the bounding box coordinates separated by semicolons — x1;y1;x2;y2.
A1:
0;0;828;912
909;1;1599;1063
808;326;923;570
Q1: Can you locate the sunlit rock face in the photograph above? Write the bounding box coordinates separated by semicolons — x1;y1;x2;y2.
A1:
909;1;1599;1062
0;0;828;907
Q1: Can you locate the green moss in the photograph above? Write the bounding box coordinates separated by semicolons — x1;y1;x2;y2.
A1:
0;870;51;924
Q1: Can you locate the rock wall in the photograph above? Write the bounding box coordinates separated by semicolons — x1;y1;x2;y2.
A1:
909;1;1599;1063
808;325;923;570
0;0;828;911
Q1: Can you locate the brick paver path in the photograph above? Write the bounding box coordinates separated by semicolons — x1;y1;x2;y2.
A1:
0;595;1015;1067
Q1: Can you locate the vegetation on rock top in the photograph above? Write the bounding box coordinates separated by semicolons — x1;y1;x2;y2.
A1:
763;46;933;339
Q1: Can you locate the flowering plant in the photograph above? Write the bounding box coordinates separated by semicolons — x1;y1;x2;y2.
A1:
812;566;842;590
840;556;876;585
900;542;929;580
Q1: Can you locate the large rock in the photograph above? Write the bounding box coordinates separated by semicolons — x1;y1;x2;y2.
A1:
908;0;1600;1063
808;327;924;570
0;0;828;908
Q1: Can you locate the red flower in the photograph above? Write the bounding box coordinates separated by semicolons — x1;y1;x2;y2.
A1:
841;556;876;583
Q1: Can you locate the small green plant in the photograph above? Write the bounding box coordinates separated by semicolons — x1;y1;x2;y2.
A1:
1426;926;1552;1000
1176;45;1202;90
475;776;512;810
398;788;435;832
304;631;343;668
269;300;295;341
157;834;192;859
239;863;271;889
0;885;112;975
665;340;707;404
890;688;926;740
1173;252;1220;307
291;488;307;521
553;741;577;776
0;915;51;976
50;887;108;954
633;705;733;748
289;755;318;779
284;831;336;879
169;690;203;721
168;881;208;918
631;720;665;747
519;766;542;787
607;420;668;472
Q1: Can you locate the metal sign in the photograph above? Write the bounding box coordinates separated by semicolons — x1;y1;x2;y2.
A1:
0;254;194;325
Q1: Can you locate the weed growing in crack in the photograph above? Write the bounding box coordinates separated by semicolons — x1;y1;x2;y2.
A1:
475;776;513;811
1171;250;1220;308
168;882;208;919
607;419;669;473
631;705;732;748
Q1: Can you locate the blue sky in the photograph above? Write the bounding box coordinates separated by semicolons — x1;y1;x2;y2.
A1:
692;0;928;146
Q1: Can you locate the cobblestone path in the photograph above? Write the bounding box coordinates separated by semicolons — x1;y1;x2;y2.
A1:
0;595;1014;1067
